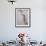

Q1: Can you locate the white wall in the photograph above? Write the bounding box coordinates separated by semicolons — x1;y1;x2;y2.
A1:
0;0;46;42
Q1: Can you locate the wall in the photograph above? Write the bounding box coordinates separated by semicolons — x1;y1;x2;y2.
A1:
0;0;46;42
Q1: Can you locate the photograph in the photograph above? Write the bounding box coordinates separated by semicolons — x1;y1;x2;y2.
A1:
15;8;31;27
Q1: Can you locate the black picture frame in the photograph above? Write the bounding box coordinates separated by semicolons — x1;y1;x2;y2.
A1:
15;8;31;28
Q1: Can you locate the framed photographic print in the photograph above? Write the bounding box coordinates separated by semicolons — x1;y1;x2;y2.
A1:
15;8;31;28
